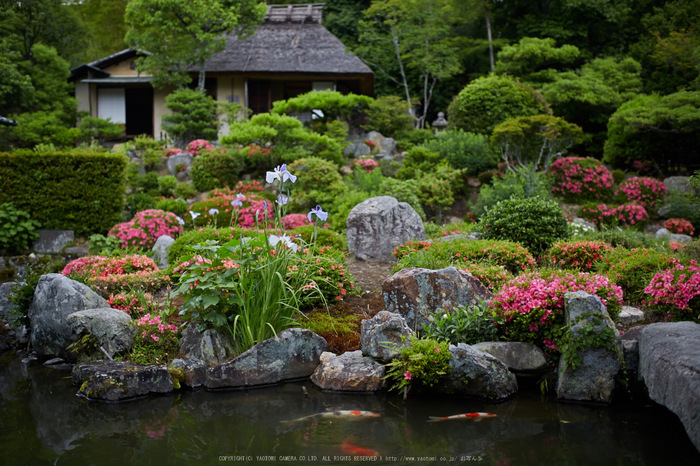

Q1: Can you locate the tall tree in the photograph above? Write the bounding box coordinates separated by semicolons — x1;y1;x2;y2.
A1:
70;0;130;63
124;0;266;90
356;0;462;128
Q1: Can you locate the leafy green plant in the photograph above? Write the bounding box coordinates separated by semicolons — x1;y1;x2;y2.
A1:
478;196;569;257
423;299;504;345
127;313;180;365
173;182;198;200
362;95;415;138
0;203;40;254
472;166;554;217
88;234;123;256
288;157;347;211
190;148;244;192
384;336;451;400
162;89;219;148
422;129;498;175
157;176;178;197
155;198;189;218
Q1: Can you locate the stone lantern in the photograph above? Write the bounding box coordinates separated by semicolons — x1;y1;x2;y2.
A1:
432;112;448;135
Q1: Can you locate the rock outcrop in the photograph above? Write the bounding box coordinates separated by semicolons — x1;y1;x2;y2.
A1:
205;328;327;389
28;274;109;359
638;321;700;452
360;311;414;362
311;350;386;392
556;291;622;403
472;341;549;378
66;308;135;358
346;196;425;261
383;266;492;332
178;323;234;365
72;361;173;401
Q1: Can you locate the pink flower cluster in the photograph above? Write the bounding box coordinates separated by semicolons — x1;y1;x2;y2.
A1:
549;157;614;200
109;209;183;250
63;255;159;279
136;313;178;343
581;203;648;227
165;148;183;157
644;264;700;320
618;176;667;210
281;213;312;229
546;241;614;270
663;218;694;236
353;158;379;173
107;292;144;315
185;139;213;156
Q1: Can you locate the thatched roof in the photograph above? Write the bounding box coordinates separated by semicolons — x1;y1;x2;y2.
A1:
204;17;372;76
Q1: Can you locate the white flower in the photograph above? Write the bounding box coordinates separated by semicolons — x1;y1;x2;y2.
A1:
189;211;201;220
268;234;298;252
265;163;297;184
209;208;220;216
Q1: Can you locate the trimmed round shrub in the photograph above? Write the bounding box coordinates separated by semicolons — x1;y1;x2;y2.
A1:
549;157;614;202
490;270;624;350
544;240;614;271
422;129;498;175
617;176;667;211
190;148;244;192
579;203;649;229
478;196;569;257
448;74;549;135
155;198;189;218
288;157;347;211
394;239;536;275
108;209;183;250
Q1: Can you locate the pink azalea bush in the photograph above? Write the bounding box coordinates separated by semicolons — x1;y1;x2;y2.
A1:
663;218;695;236
190;192;274;229
549;157;615;201
353;157;379;173
545;241;614;271
185;139;213;156
62;254;169;295
106;292;143;315
579;203;649;228
164;148;183;157
131;313;179;365
459;263;514;292
644;264;700;322
109;209;183;250
281;213;312;230
618;176;667;211
490;270;624;351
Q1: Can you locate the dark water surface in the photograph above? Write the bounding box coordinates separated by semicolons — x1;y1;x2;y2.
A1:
1;351;698;466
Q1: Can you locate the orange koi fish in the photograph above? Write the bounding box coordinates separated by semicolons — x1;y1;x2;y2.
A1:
283;410;380;424
427;412;497;422
340;438;379;457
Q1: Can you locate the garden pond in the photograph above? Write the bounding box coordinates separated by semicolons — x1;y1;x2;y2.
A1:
1;351;698;466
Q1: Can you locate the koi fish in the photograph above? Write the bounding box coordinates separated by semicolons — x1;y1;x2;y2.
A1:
427;412;497;422
340;438;379;457
282;410;380;424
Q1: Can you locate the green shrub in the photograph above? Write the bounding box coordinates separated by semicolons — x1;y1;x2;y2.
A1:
173;182;198;200
0;203;40;254
190;148;244;192
662;189;700;231
577;227;664;250
396;146;442;180
288;157;347;211
162;89;218;148
413;163;464;221
157;176;178;197
449;74;549;135
478;196;569;256
125;193;157;219
384;336;451;398
681;240;700;262
595;247;691;303
362;95;415;138
473;167;553;217
288;225;347;251
155;198;189;218
394;239;536;276
87;234;123;256
378;177;425;220
395;128;433;151
422;129;498;175
0;150;126;235
167;227;257;267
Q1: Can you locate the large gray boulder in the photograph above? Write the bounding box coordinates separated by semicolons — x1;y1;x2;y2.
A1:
556;291;622;404
66;308;135;358
28;274;108;359
638;322;700;452
346;196;425;261
383;266;492;333
472;341;549;377
178;323;235;365
33;230;74;254
360;311;414;362
167;152;193;177
205;328;327;389
664;176;692;195
151;235;175;270
310;350;386;392
72;361;173;401
654;228;692;244
438;343;518;401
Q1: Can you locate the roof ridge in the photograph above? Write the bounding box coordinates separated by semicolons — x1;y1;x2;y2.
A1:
265;3;324;24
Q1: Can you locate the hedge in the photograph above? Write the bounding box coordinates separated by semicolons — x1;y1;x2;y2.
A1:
0;150;127;235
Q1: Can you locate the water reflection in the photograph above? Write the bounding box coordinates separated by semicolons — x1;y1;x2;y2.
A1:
1;351;698;466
